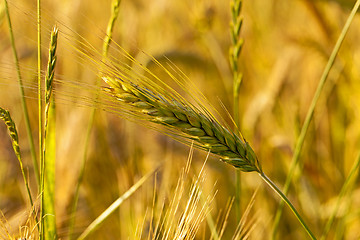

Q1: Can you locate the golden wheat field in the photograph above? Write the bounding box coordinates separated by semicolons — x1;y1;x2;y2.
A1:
1;0;360;239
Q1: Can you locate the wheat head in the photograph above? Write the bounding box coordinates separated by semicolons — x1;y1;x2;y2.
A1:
102;76;261;173
0;107;21;159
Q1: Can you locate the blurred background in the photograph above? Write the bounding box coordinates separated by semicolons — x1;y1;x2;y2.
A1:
0;0;360;239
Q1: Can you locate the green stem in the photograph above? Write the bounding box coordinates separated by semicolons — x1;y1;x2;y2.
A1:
37;0;43;175
320;153;360;239
37;1;44;239
230;0;244;222
102;0;121;58
260;172;317;240
271;0;360;238
3;0;40;186
234;73;242;220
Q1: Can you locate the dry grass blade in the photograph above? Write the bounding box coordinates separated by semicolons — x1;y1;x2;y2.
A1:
77;167;156;240
232;189;258;239
146;149;213;240
1;208;39;240
102;75;261;173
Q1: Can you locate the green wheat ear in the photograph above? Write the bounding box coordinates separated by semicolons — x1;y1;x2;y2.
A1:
0;107;21;159
102;76;262;173
0;107;33;207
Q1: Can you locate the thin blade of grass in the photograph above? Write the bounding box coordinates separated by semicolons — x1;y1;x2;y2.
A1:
37;0;44;239
77;168;156;240
260;172;316;240
233;189;258;239
205;202;220;240
320;152;360;239
271;0;360;238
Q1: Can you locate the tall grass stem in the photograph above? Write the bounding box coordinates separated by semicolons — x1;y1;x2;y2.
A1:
260;172;316;240
229;0;244;220
103;0;121;58
320;153;360;239
37;0;45;238
271;0;360;238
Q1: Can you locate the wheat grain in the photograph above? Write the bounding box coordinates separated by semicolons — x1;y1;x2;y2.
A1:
102;76;261;173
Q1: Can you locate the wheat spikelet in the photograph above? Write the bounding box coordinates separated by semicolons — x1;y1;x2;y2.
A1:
43;25;58;150
41;25;58;240
102;76;261;173
43;25;58;151
0;107;20;159
0;107;34;207
45;26;58;104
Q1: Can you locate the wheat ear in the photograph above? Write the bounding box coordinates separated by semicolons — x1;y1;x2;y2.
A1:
0;107;34;207
102;76;261;173
43;25;58;150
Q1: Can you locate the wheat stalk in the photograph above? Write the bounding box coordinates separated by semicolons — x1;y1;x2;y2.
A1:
43;25;58;153
229;0;244;220
272;1;360;238
41;25;58;240
102;75;261;173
